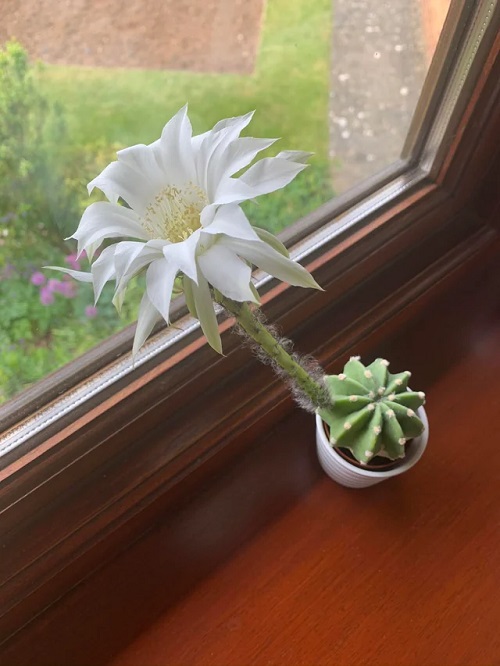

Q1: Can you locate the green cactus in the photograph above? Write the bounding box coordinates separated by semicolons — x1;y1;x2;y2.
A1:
318;357;426;465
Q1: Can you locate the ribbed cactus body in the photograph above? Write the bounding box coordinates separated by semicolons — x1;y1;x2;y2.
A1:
318;357;426;465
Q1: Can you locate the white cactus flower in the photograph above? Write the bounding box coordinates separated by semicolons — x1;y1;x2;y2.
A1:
49;106;320;354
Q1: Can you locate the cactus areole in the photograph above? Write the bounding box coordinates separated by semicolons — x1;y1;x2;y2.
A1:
318;357;426;466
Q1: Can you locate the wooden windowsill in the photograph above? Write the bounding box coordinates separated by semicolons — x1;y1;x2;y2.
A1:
109;255;500;666
3;248;499;666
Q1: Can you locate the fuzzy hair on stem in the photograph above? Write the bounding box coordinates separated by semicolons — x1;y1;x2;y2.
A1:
231;311;330;413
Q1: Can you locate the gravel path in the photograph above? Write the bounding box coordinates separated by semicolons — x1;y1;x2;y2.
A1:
328;0;430;193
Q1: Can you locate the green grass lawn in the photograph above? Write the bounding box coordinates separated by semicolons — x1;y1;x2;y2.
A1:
39;0;332;159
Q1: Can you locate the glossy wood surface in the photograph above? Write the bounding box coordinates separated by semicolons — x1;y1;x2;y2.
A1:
103;262;500;666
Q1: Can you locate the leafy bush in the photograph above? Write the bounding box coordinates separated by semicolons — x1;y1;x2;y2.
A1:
0;41;131;403
0;41;117;260
0;260;142;403
1;41;68;257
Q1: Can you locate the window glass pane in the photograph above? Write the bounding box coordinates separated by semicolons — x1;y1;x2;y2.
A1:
0;0;450;405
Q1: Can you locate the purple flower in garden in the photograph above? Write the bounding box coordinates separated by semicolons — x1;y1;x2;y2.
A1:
85;305;98;318
47;278;63;292
30;271;46;286
57;281;77;298
40;286;55;306
64;253;81;271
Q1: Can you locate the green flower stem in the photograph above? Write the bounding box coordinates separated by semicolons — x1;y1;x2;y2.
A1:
218;296;330;410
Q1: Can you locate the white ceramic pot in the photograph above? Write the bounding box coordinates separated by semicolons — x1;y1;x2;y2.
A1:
315;407;429;488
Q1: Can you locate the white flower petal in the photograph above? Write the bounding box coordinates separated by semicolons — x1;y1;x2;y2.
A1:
84;242;100;263
213;157;306;205
146;258;178;323
162;231;199;283
154;105;196;185
82;224;148;255
113;240;166;282
197;243;257;303
192;130;226;193
238;157;307;195
210;178;254;205
112;242;168;309
200;203;217;227
191;274;222;354
207;136;277;199
90;245;119;302
276;150;313;164
116;143;165;189
72;202;148;254
88;161;156;213
113;241;150;280
195;111;256;162
211;110;255;135
133;292;162;356
223;238;321;290
44;266;93;283
202;204;260;242
192;111;255;193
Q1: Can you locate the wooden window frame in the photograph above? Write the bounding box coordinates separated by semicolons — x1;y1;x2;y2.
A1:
0;1;499;647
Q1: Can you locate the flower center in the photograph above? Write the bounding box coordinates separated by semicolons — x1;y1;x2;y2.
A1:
142;182;208;243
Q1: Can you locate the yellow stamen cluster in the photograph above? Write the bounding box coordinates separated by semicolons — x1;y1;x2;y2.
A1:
142;182;208;243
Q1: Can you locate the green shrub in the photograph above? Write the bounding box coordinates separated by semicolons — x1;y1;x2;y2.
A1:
0;40;113;262
0;261;142;403
0;41;130;403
